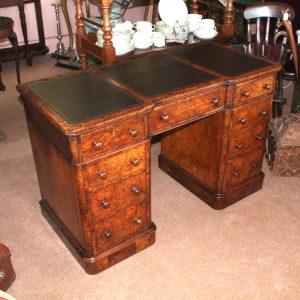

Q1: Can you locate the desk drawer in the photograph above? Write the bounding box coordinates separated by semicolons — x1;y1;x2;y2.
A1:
151;87;225;134
228;125;266;159
230;97;271;131
84;142;147;190
79;116;147;161
224;149;263;190
94;203;149;251
233;75;275;106
87;171;148;220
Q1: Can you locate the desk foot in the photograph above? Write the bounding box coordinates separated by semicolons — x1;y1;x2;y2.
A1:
40;199;156;274
159;155;264;210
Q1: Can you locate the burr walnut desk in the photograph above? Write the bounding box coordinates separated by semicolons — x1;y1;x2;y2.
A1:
18;43;280;274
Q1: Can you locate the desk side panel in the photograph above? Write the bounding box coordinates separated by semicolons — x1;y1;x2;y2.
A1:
25;110;86;251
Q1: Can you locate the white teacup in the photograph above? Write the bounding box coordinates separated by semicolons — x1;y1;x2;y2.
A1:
152;32;165;47
133;31;153;49
187;13;202;33
133;21;155;32
198;19;216;31
115;21;133;31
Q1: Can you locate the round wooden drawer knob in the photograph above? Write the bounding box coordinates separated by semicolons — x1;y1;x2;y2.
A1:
104;230;112;239
93;141;103;148
134;217;143;225
129;129;138;137
211;98;219;106
100;199;110;209
160;114;169;121
132;186;141;195
264;83;271;90
98;171;107;179
259;111;266;116
255;135;262;141
239;118;247;125
232;171;239;177
242;90;250;97
131;158;140;166
235;143;243;150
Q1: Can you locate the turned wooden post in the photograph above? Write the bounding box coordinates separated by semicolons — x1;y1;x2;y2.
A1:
75;0;88;69
190;0;199;14
100;0;116;64
221;0;234;38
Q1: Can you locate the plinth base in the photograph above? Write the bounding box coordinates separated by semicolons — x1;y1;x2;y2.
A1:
40;199;156;274
159;155;264;210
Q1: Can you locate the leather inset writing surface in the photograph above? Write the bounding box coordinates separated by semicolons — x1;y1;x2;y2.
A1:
25;72;143;124
98;54;218;98
170;43;274;77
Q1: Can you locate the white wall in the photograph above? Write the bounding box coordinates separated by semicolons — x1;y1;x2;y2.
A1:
1;1;145;53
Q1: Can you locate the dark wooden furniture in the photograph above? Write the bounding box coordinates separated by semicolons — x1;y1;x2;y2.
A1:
18;42;280;274
243;2;298;117
0;16;20;91
265;113;300;176
0;0;49;65
74;0;235;68
0;244;16;291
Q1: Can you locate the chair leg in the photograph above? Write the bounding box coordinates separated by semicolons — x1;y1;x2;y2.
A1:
8;32;21;85
0;61;5;91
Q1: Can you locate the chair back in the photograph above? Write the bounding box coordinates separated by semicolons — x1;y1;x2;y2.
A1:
243;2;295;63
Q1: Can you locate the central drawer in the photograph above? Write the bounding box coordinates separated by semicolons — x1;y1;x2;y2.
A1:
83;142;147;190
151;87;226;134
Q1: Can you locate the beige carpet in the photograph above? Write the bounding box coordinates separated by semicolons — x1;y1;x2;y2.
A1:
0;55;300;300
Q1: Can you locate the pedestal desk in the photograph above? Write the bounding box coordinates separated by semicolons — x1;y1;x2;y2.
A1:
18;43;280;274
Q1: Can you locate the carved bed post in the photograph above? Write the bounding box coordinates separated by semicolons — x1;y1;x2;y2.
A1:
221;0;234;38
75;0;88;69
100;0;116;64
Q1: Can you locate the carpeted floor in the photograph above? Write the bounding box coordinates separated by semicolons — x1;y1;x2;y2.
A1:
0;55;299;300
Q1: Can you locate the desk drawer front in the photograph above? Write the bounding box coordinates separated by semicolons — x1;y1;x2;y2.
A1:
80;116;147;161
228;125;266;159
87;171;148;220
233;75;275;106
231;97;271;131
224;149;263;189
94;203;149;251
151;87;225;134
84;142;147;190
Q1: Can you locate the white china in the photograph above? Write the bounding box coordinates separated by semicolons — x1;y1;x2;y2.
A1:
193;28;218;40
133;31;153;49
198;19;216;31
115;20;133;31
96;28;135;56
133;21;155;32
158;0;188;27
152;32;165;47
187;13;203;33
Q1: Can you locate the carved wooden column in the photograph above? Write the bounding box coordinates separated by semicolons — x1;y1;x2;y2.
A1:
100;0;116;64
221;0;234;38
190;0;199;14
75;0;88;69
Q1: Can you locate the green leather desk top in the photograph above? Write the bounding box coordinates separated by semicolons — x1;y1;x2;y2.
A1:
170;43;274;77
24;72;143;124
98;54;219;98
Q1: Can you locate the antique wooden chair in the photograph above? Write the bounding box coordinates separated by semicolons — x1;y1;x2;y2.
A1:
243;2;298;117
0;16;20;91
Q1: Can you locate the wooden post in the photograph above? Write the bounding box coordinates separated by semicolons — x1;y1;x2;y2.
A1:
100;0;116;64
221;0;234;38
190;0;199;14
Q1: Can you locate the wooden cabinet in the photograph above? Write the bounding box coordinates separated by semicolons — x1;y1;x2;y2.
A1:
18;42;280;274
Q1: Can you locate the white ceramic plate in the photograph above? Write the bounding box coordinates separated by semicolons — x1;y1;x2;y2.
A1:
193;29;218;40
158;0;188;27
